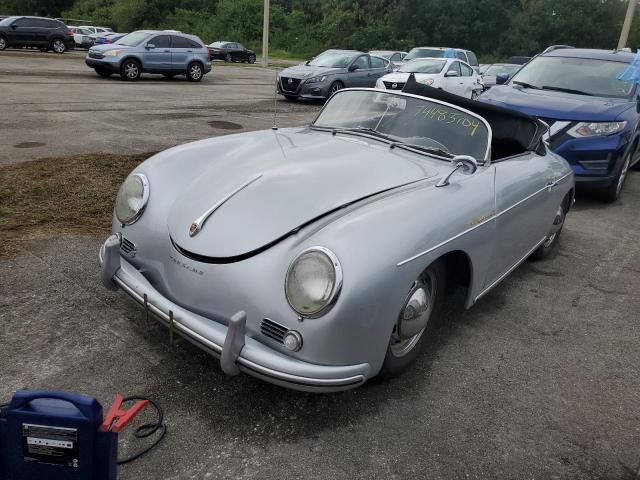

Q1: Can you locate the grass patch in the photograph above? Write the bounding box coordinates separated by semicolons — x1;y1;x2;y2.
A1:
0;152;153;256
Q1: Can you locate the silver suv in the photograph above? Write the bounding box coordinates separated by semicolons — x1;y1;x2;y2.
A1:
85;30;211;82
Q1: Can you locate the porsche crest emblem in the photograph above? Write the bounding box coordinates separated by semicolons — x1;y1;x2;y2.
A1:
189;222;199;237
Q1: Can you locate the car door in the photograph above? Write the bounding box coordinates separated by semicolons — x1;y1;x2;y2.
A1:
485;153;561;287
144;34;172;72
170;35;198;72
459;62;475;98
236;43;248;61
347;55;372;87
369;55;392;83
443;61;466;96
9;17;37;46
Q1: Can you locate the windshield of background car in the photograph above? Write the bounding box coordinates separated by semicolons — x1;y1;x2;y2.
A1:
209;41;227;47
115;31;152;47
308;52;358;68
510;56;634;98
404;48;446;61
313;90;489;160
0;17;17;26
370;51;392;59
399;59;446;74
484;64;520;76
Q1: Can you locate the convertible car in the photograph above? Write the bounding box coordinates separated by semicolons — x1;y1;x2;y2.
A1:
100;76;574;392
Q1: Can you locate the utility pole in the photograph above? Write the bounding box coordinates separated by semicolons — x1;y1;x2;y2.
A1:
262;0;270;67
617;0;637;50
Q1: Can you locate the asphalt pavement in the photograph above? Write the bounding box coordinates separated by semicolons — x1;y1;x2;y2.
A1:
0;49;639;480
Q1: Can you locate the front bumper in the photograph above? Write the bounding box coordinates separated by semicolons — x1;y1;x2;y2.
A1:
99;235;369;392
277;77;331;99
85;56;121;72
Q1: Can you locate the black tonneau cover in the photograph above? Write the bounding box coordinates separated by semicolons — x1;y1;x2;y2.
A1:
402;74;548;158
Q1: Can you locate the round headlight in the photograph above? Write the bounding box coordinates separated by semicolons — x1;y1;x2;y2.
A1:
285;247;342;318
115;173;149;225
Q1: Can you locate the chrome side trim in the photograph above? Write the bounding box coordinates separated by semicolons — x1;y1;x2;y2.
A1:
396;171;572;267
473;236;547;303
189;174;262;237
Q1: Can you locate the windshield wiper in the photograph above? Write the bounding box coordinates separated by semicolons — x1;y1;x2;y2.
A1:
540;85;593;96
389;142;454;159
318;126;398;143
512;81;540;90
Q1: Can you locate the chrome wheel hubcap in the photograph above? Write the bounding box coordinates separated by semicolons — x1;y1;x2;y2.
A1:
390;272;436;358
53;40;64;52
0;38;6;49
125;63;138;78
331;83;342;94
190;66;201;79
616;154;631;195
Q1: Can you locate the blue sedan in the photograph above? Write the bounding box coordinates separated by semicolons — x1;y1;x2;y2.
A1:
479;48;639;202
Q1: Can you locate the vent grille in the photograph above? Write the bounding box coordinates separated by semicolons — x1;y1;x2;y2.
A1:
280;77;301;93
383;81;405;90
120;237;136;257
260;318;288;344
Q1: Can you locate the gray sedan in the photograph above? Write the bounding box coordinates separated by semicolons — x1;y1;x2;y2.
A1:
99;82;573;392
277;49;392;100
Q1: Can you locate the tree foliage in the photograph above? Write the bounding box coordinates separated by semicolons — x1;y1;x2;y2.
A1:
1;0;638;60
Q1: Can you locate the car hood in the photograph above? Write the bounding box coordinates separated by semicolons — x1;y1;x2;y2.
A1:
166;129;437;259
479;84;634;121
280;64;345;79
89;43;132;53
381;72;435;82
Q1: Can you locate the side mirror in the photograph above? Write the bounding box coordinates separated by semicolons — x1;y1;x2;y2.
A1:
496;73;509;85
348;64;359;72
146;43;156;50
436;155;479;187
444;70;458;77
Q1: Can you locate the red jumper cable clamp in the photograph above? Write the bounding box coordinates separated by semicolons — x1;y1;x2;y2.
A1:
100;394;149;433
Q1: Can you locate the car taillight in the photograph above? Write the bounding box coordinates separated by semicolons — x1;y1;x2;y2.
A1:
106;39;113;43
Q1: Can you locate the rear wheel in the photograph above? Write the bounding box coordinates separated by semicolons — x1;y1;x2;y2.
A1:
0;35;7;51
95;68;111;78
599;150;631;203
186;62;203;82
378;260;446;378
51;38;66;54
225;53;232;62
120;59;141;81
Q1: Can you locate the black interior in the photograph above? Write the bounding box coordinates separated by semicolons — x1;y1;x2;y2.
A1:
401;74;548;160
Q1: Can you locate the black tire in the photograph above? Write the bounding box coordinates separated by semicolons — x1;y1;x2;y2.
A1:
530;193;570;260
50;38;66;54
95;68;111;78
120;59;141;81
186;62;204;82
225;53;231;62
378;260;446;378
248;54;256;64
599;150;632;203
328;81;344;96
0;35;7;51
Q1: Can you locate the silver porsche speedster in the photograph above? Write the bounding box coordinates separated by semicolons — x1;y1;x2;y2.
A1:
99;77;574;392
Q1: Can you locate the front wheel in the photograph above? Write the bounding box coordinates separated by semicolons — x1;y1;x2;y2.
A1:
186;62;203;82
51;38;66;54
0;35;7;51
530;197;568;260
248;54;256;64
378;260;446;378
120;59;141;81
225;53;231;62
328;81;344;96
599;150;631;203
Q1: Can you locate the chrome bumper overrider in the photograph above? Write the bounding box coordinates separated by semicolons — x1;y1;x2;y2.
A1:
99;235;370;392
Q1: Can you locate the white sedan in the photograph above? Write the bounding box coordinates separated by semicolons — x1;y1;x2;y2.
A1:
376;58;483;99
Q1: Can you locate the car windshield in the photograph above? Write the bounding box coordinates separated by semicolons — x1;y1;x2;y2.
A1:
484;64;520;76
115;31;152;47
510;56;634;98
399;59;446;74
404;48;448;61
0;17;17;26
313;90;489;161
308;52;358;68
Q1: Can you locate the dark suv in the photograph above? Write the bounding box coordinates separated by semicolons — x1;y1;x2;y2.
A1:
0;16;74;53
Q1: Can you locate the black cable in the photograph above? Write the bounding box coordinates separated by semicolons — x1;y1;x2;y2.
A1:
117;396;167;465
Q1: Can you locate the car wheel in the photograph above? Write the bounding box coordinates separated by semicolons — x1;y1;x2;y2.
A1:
530;195;568;260
0;36;9;50
378;260;446;378
248;54;256;64
95;68;111;78
328;81;344;96
51;38;66;54
186;62;203;82
120;59;141;81
225;53;231;62
599;149;631;203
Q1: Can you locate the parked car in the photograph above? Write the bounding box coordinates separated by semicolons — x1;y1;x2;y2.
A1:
401;46;480;71
369;50;407;67
93;32;126;45
78;25;112;34
68;26;94;49
208;41;256;63
98;81;573;391
481;63;520;89
85;30;211;82
479;48;640;202
479;63;491;75
376;57;483;98
0;16;74;53
277;49;392;100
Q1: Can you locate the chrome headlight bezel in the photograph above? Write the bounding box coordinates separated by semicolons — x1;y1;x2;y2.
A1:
114;173;150;226
567;121;627;137
284;246;343;319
